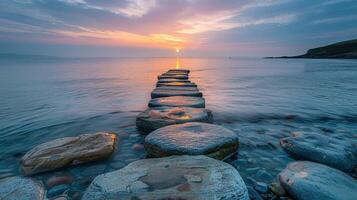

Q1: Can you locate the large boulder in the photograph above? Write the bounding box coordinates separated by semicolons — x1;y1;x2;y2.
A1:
158;74;189;80
151;87;202;98
21;132;116;175
144;122;239;159
157;79;190;83
148;96;205;108
83;155;249;200
280;132;357;172
0;176;45;200
157;82;197;87
279;161;357;200
136;107;213;133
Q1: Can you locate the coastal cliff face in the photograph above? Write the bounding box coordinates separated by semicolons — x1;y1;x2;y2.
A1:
297;39;357;58
268;39;357;59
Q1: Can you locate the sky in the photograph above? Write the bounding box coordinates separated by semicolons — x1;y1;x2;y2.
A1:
0;0;356;57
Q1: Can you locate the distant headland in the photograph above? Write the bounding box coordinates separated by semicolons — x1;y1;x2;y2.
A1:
267;39;357;59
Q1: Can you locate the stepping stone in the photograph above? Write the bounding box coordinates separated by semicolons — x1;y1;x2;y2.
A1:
163;72;189;76
148;96;205;108
280;132;357;172
136;107;213;133
168;69;190;73
82;155;249;200
144;122;239;159
0;176;45;200
279;161;357;200
157;79;190;83
157;82;197;87
21;132;116;175
154;86;199;91
151;88;202;98
158;74;189;80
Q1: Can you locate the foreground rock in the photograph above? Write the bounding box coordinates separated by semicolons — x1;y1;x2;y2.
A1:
279;161;357;200
151;87;202;98
21;132;116;175
136;107;213;133
148;96;205;108
157;82;197;87
157;78;190;83
83;155;249;200
158;74;189;80
280;132;357;172
145;122;239;159
0;176;45;200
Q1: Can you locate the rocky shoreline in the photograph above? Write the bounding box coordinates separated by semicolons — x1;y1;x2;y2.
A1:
0;68;356;199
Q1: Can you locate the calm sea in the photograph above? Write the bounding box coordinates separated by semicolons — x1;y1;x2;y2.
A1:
1;56;357;197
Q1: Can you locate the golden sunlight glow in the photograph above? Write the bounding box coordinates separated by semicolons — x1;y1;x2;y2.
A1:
176;48;180;53
176;57;180;69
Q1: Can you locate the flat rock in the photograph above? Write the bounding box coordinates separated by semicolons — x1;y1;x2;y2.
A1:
145;122;239;159
154;86;198;91
157;79;190;83
158;74;189;80
157;82;197;87
0;176;45;200
168;69;190;73
279;161;357;200
21;132;116;175
83;155;249;200
148;96;205;108
280;132;357;172
163;71;189;75
136;107;213;133
151;88;202;98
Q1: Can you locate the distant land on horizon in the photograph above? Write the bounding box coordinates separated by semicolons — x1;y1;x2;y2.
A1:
267;39;357;59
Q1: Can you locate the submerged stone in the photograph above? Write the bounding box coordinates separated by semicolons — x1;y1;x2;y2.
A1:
144;122;239;159
156;82;197;87
157;79;190;83
0;176;45;200
151;87;202;98
83;155;249;200
158;74;189;80
148;96;205;108
21;132;116;175
280;132;357;172
279;161;357;200
136;107;213;133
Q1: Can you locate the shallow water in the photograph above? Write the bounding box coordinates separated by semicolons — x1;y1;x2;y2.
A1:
1;57;357;198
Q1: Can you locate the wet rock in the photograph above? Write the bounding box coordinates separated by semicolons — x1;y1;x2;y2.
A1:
156;82;197;87
46;174;74;188
280;132;357;172
151;87;202;98
136;107;213;133
47;184;70;197
279;161;357;200
0;176;45;200
148;96;205;108
162;71;189;75
168;69;190;73
21;132;116;175
157;78;190;83
132;143;144;151
154;86;199;91
247;186;263;200
144;122;239;160
158;74;188;80
254;182;268;193
83;155;249;200
269;182;286;196
50;195;68;200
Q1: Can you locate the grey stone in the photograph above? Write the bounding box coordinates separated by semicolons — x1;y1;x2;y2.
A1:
279;161;357;200
0;176;45;200
157;79;190;83
280;132;357;172
158;74;188;80
83;155;249;200
144;122;239;160
148;96;205;108
136;107;213;133
154;86;199;91
151;87;202;98
168;69;190;73
156;82;197;87
21;132;116;175
254;182;268;193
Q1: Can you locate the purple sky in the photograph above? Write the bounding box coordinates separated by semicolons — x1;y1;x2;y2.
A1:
0;0;356;57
